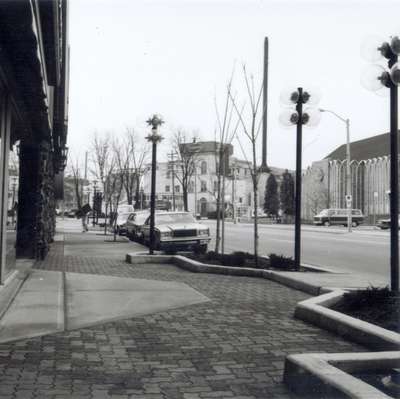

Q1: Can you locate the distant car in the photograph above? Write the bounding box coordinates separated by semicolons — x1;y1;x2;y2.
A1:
313;208;364;227
141;211;211;253
376;216;400;230
126;211;150;242
66;209;78;218
114;212;132;235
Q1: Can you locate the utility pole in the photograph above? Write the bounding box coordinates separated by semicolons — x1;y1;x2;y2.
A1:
261;36;269;172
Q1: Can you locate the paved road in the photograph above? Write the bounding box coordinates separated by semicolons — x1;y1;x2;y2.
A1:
202;221;390;285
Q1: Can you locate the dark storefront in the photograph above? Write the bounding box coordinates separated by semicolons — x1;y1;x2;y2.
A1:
0;0;69;283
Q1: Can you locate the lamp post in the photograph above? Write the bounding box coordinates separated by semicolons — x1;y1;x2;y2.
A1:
167;151;176;211
146;114;164;255
320;109;352;232
279;87;321;270
361;34;400;291
92;180;98;226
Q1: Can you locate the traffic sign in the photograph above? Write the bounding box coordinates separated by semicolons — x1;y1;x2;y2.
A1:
345;194;352;208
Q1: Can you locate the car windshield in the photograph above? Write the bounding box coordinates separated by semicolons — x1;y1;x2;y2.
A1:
135;214;149;224
155;213;196;225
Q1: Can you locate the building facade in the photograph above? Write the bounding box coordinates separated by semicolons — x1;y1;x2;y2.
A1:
140;141;288;219
0;1;69;283
302;132;396;223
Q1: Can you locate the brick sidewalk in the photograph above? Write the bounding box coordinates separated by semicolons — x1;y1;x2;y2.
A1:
0;230;364;399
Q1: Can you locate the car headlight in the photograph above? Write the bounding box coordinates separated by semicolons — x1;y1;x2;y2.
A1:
198;228;209;236
160;231;172;238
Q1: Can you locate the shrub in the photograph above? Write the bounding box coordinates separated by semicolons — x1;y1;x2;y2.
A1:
341;286;399;309
268;253;296;270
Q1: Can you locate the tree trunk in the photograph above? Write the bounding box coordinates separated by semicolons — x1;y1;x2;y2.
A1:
214;162;222;253
253;184;259;267
134;175;140;209
183;187;188;211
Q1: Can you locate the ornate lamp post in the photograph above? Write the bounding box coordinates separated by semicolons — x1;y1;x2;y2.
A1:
146;114;164;255
279;87;321;270
361;34;400;291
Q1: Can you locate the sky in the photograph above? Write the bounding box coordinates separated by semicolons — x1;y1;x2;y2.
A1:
68;0;400;170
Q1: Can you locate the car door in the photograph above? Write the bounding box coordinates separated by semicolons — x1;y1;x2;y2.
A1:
141;216;151;242
126;213;135;234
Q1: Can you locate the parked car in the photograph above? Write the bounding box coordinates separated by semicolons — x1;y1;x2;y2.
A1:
114;212;132;235
313;208;364;227
118;204;135;214
141;211;211;253
66;209;78;218
126;211;150;242
376;216;400;230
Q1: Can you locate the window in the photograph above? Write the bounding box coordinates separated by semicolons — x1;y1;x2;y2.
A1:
213;181;218;192
165;185;170;192
166;171;171;179
201;161;207;175
200;181;207;192
239;197;243;203
175;185;180;193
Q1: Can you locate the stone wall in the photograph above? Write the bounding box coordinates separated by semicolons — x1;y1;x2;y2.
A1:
16;140;56;260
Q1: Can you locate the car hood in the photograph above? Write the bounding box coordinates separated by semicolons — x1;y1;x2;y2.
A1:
378;218;400;222
157;223;207;232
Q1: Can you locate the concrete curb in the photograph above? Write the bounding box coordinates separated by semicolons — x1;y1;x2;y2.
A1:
294;290;400;351
126;251;400;398
285;290;400;397
126;252;324;295
284;351;400;399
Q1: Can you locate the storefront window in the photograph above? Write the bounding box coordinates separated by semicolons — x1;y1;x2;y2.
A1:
0;87;19;282
5;141;19;278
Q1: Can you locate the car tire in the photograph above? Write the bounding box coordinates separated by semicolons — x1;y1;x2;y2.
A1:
351;221;358;227
323;221;330;227
197;244;208;254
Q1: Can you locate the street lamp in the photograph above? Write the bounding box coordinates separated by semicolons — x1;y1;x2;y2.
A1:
167;151;176;211
279;87;321;270
361;34;400;291
146;114;164;255
92;180;98;226
319;108;352;232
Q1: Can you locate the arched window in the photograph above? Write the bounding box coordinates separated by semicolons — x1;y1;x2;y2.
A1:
201;161;207;175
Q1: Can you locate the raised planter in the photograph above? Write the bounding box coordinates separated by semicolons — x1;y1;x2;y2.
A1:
294;290;400;351
125;252;328;295
284;290;400;398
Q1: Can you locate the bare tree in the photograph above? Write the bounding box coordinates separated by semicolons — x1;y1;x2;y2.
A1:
68;155;87;232
229;64;266;266
171;129;199;212
305;167;329;217
108;137;127;241
116;128;149;208
90;132;113;234
213;73;242;254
